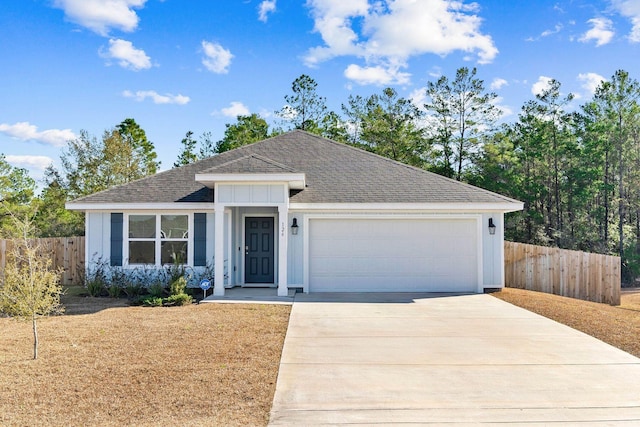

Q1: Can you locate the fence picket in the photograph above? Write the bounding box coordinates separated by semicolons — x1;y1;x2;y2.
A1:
0;236;85;285
504;241;620;305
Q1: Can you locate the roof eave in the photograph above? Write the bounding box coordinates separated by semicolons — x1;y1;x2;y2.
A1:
289;202;524;213
195;173;306;190
65;202;216;212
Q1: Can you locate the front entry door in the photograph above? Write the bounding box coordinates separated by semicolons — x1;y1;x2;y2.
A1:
245;217;275;284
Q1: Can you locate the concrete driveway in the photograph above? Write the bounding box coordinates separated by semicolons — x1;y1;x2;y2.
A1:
269;293;640;425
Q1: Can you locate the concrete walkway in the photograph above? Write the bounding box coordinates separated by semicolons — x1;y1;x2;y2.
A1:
199;287;295;305
269;293;640;425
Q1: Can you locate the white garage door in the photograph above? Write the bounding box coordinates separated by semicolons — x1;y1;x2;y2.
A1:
309;218;478;292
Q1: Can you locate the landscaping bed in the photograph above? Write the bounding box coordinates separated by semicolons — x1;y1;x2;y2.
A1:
0;294;290;427
493;287;640;358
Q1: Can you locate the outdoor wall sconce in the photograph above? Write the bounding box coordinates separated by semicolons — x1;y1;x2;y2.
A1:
488;218;496;235
291;218;299;235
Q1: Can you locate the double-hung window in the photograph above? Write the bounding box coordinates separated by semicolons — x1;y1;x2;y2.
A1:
127;214;189;265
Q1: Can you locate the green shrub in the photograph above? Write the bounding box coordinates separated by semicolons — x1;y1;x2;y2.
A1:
165;293;192;306
142;296;163;307
86;279;105;297
129;296;145;306
169;276;187;296
123;283;145;298
148;282;166;298
107;283;122;298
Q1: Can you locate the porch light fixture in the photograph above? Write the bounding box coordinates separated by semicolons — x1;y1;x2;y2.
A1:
291;218;299;235
488;218;496;235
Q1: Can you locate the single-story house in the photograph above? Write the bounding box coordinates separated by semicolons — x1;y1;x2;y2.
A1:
67;130;523;296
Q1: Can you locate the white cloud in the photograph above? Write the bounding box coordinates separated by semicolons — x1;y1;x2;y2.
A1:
122;90;190;104
532;76;553;96
5;155;53;172
428;67;443;78
491;96;514;118
579;17;614;46
277;105;297;121
201;41;233;74
101;39;152;71
344;64;410;86
577;72;606;95
53;0;146;36
220;101;250;118
304;0;497;86
258;0;276;22
527;23;564;41
258;108;273;119
541;23;563;37
408;88;427;109
490;78;508;90
611;0;640;42
0;122;75;147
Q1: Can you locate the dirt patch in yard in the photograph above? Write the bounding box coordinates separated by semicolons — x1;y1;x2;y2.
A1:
493;288;640;358
0;297;290;427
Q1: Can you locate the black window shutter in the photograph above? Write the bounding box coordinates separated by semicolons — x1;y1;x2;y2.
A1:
110;213;123;266
193;213;207;267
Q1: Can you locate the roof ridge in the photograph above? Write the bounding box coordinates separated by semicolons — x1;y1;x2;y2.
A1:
205;153;298;173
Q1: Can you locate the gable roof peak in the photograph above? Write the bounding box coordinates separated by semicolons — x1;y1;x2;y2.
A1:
201;153;299;174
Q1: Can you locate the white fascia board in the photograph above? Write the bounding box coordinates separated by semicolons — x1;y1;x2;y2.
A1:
289;202;524;213
65;202;215;212
195;173;306;190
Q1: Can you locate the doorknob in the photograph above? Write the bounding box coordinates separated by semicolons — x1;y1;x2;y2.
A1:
245;245;249;255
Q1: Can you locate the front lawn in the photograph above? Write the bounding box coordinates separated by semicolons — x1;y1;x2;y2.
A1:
0;293;290;427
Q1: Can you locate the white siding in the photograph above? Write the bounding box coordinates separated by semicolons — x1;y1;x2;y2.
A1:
86;212;110;264
481;212;504;289
217;184;285;204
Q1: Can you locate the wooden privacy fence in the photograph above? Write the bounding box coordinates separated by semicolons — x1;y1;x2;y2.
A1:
504;241;620;305
0;237;622;304
0;237;85;286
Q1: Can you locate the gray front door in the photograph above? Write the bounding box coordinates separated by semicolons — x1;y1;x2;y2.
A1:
245;217;275;284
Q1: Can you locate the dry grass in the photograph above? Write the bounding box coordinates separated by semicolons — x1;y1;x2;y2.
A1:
0;291;290;427
493;287;640;358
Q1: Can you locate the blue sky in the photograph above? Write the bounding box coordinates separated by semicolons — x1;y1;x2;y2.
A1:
1;0;639;183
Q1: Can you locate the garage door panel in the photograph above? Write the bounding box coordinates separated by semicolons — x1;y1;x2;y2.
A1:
309;218;478;293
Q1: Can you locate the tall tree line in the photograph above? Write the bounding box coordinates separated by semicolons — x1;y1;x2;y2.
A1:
3;69;640;281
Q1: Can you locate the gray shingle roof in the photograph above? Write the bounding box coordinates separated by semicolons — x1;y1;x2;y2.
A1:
200;154;299;174
69;130;521;206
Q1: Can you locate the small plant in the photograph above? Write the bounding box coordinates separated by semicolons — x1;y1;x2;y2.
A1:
164;293;192;306
86;278;105;297
129;295;145;306
142;296;163;307
169;276;187;296
85;256;109;297
106;283;122;298
0;212;63;359
148;281;166;298
123;283;145;298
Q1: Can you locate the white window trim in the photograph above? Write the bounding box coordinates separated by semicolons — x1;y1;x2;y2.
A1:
123;212;194;267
